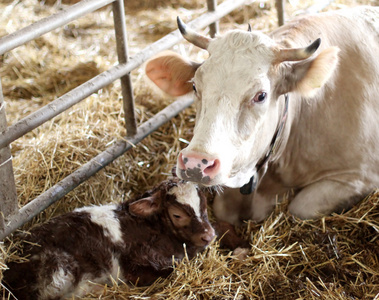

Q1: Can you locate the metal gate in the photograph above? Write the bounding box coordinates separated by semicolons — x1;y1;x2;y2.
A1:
0;0;254;239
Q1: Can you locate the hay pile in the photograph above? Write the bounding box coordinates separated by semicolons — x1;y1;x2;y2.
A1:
0;0;378;299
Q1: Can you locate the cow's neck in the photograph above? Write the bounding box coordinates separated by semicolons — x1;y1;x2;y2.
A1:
240;94;289;195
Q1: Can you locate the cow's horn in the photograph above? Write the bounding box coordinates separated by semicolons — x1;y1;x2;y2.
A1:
177;16;212;50
277;38;321;62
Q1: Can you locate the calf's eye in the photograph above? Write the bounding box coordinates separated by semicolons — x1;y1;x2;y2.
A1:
252;91;267;103
173;214;182;219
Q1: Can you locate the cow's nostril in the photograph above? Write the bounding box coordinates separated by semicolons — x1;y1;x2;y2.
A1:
203;159;220;176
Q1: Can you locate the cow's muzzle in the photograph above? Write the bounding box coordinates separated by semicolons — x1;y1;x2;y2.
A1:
177;151;221;185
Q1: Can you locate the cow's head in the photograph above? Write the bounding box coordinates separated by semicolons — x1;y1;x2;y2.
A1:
146;17;339;188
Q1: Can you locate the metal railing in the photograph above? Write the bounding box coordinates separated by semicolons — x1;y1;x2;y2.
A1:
0;0;251;240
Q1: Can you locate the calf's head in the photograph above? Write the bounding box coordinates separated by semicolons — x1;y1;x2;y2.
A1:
129;178;215;248
146;18;339;188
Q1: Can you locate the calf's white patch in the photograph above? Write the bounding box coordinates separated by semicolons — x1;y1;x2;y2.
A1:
169;182;201;218
75;204;123;244
40;267;75;299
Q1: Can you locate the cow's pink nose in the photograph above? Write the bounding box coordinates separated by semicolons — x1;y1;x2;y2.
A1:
177;151;220;184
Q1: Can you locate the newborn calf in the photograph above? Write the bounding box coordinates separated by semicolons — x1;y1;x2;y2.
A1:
3;178;215;300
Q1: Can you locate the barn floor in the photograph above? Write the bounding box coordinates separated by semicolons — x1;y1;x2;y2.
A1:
0;0;378;299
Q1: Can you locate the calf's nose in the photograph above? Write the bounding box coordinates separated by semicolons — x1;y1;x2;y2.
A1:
200;227;216;244
177;151;220;184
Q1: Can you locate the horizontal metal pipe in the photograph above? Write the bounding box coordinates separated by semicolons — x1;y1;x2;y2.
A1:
0;0;249;149
0;97;194;240
0;63;127;149
0;0;115;55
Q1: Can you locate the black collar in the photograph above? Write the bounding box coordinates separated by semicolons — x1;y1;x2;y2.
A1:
240;94;289;195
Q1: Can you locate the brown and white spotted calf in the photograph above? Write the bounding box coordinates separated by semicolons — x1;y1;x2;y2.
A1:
3;178;215;300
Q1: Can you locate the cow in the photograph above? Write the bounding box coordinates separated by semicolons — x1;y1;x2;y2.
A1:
2;178;215;300
145;6;379;224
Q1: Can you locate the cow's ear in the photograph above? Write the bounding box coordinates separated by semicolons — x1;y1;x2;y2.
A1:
278;47;340;97
145;51;199;97
129;194;161;217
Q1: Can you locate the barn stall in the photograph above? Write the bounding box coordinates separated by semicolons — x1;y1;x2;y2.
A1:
0;0;378;298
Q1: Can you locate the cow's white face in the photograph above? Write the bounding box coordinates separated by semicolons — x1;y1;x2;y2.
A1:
180;31;280;187
146;20;339;188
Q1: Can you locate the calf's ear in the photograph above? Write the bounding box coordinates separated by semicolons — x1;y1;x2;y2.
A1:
145;51;199;97
277;47;340;97
129;195;161;217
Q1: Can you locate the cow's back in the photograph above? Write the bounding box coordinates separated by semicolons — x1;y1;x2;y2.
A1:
271;6;379;80
266;6;379;192
271;6;379;46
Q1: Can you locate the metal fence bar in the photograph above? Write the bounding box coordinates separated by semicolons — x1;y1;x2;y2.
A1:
276;0;285;26
0;0;249;150
0;79;18;230
0;64;127;149
112;0;137;137
207;0;219;38
0;97;193;240
0;0;115;55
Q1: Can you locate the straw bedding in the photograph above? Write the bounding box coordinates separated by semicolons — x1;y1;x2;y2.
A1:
0;0;378;299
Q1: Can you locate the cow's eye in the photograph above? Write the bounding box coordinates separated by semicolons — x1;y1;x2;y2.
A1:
252;91;267;103
192;83;197;93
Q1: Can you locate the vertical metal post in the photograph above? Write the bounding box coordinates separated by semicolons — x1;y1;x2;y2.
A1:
207;0;218;38
0;78;18;230
276;0;285;27
112;0;137;137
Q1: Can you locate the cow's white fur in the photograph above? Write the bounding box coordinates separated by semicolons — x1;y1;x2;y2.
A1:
75;204;123;243
169;182;201;218
185;30;279;188
147;6;379;222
